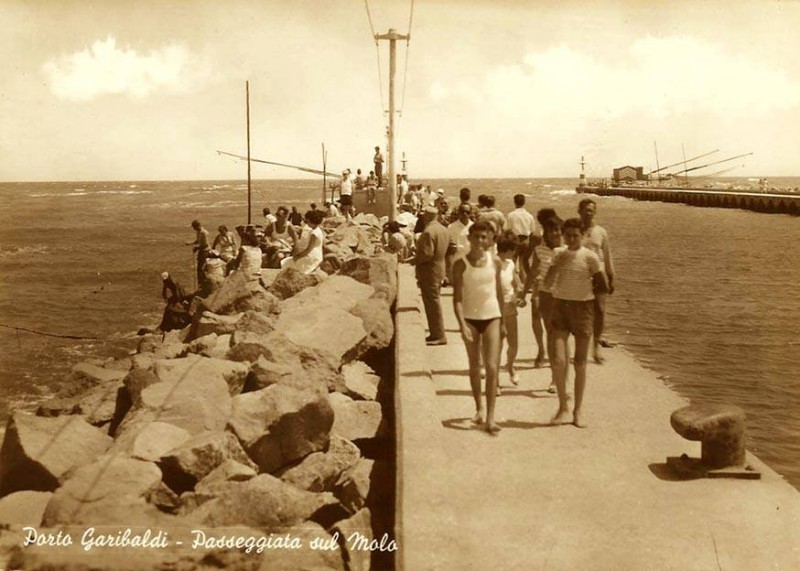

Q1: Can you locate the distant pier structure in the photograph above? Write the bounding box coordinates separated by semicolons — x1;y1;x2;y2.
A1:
577;184;800;216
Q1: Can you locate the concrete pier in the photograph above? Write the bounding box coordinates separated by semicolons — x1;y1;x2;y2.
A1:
578;185;800;215
394;264;800;570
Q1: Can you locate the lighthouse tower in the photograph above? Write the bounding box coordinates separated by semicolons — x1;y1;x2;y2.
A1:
578;156;587;188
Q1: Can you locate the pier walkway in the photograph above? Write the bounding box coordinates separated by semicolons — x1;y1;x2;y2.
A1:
395;265;800;570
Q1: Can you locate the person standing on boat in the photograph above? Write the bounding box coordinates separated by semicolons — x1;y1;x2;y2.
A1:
577;198;615;364
544;218;608;428
452;220;504;434
412;206;449;346
373;146;384;187
186;220;210;289
340;170;354;221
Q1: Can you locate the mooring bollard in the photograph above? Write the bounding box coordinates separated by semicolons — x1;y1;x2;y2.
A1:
667;403;760;479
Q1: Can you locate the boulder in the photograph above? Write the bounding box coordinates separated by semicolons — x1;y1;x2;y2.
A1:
123;368;161;405
259;267;281;288
159;431;257;492
226;331;272;364
41;455;165;526
116;360;231;437
228;385;334;473
236;310;276;336
236;283;281;314
146;481;181;514
71;362;128;384
333;507;373;571
195;459;257;494
258;522;346;571
338;254;398;304
352;212;382;229
279;435;360;493
268;266;323;300
76;379;125;426
0;491;53;526
283;275;374;313
154;354;249;396
350;297;394;355
329;394;386;441
204;271;281;316
330;225;372;253
341;361;380;401
241;331;344;394
108;421;192;462
322;215;347;229
185;332;219;356
276;306;367;365
333;458;375;514
189;474;338;528
202;333;232;360
0;413;112;496
192;311;244;339
130;352;155;370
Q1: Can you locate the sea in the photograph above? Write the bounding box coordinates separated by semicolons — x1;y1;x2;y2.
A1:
1;177;799;489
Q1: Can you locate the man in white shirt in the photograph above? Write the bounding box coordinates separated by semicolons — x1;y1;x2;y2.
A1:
506;193;538;280
445;203;473;285
339;170;354;220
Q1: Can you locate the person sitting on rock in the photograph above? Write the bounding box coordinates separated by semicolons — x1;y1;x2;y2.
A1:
158;272;191;332
264;206;298;268
212;225;237;268
202;250;227;295
281;209;326;274
232;226;264;281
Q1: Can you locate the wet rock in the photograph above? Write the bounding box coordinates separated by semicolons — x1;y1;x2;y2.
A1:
0;491;53;526
279;435;360;493
77;379;125;426
268;266;324;300
333;507;373;571
338;254;398;304
228;385;334;473
41;455;166;526
109;421;192;462
329;393;385;441
192;311;244;339
123;368;161;405
0;413;112;496
188;474;338;528
159;430;257;492
195;459;257;494
71;362;128;384
333;458;375;514
341;361;380;401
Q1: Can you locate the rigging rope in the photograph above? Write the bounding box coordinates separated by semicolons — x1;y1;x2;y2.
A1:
399;0;415;116
364;0;387;114
1;323;101;341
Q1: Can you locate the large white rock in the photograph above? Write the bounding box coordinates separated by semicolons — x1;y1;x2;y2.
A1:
154;354;249;395
341;361;380;401
108;421;192;462
329;393;386;441
0;413;112;496
0;490;52;526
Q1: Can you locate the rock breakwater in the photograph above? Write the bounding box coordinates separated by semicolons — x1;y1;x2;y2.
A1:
0;215;397;570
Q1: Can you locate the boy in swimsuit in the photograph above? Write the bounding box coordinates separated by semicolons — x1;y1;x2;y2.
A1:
497;232;522;387
452;221;504;434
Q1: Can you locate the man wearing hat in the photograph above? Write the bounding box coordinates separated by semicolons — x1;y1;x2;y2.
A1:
412;206;450;345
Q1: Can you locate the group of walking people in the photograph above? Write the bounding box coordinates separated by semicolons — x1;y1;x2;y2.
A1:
410;188;615;434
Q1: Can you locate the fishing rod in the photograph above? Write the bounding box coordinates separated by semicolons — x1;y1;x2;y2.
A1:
668;152;753;176
648;149;719;175
217;150;342;178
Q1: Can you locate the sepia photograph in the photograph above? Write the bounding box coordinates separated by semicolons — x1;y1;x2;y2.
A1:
1;1;799;569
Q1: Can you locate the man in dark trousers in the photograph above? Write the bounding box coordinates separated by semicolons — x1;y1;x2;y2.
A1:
373;146;384;187
413;206;450;345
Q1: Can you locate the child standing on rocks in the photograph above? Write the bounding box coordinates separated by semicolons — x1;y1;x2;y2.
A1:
452;221;504;434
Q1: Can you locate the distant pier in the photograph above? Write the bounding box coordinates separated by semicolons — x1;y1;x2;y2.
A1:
577;184;800;215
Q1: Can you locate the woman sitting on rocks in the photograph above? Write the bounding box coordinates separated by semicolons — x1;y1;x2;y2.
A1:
264;206;298;268
233;226;264;281
281;209;326;274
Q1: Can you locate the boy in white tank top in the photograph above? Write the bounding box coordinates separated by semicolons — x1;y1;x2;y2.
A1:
452;221;504;434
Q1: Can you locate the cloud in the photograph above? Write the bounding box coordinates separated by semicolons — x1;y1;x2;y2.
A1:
42;36;211;101
430;36;800;122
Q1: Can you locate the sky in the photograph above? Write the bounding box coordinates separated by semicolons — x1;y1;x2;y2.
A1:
1;0;799;181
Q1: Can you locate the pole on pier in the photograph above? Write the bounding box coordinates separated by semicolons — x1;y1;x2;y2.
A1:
246;81;252;225
653;141;661;183
376;28;409;222
321;143;328;205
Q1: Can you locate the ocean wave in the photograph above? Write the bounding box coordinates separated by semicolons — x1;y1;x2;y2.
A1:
548;189;576;196
0;245;49;260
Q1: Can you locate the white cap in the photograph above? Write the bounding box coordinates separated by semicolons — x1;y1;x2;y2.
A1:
161;272;169;280
436;188;445;194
